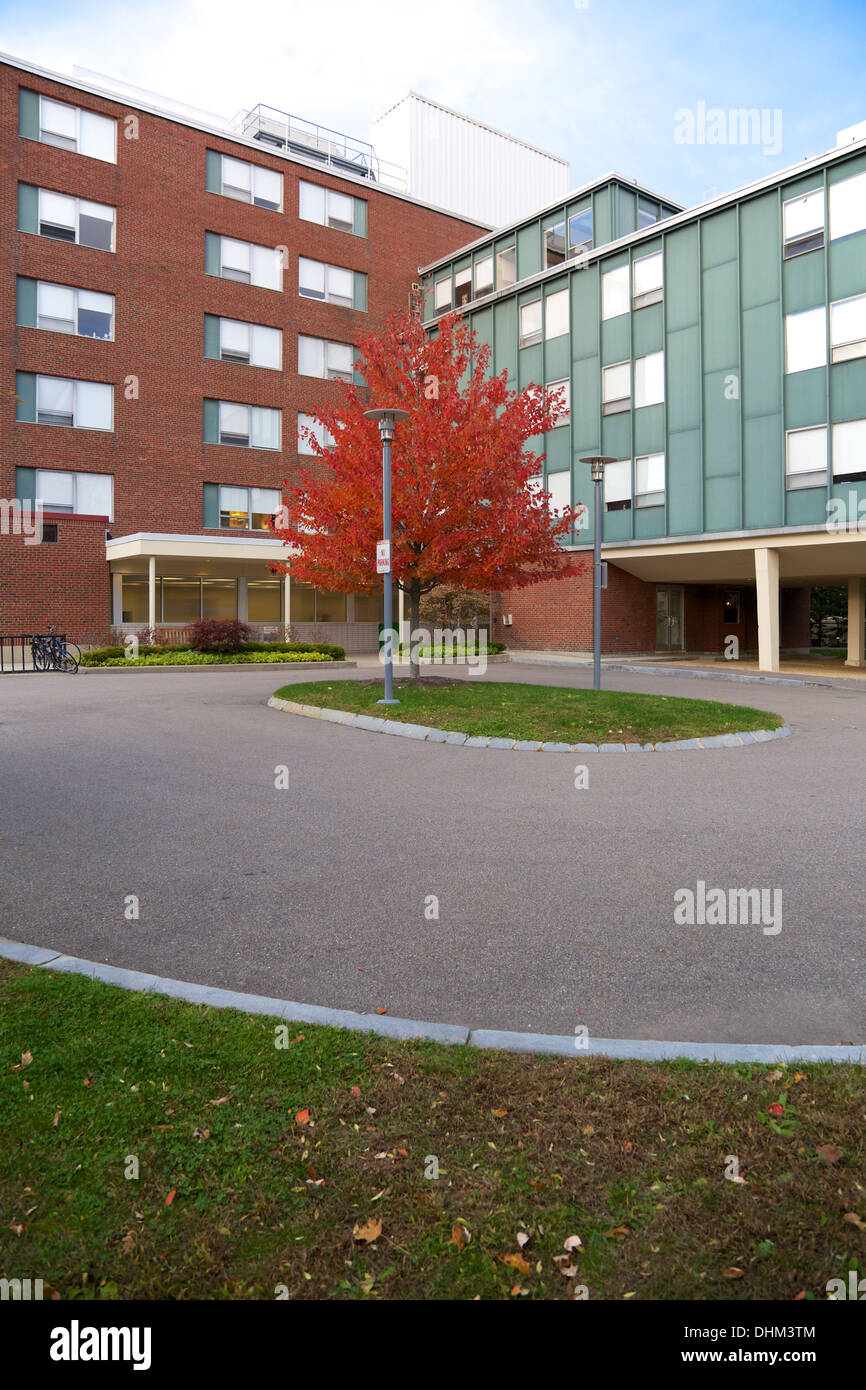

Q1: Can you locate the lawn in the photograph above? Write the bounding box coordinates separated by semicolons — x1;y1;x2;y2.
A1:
274;679;784;744
1;960;862;1301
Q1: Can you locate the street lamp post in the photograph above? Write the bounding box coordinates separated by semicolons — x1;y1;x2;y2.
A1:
579;455;616;691
364;407;409;705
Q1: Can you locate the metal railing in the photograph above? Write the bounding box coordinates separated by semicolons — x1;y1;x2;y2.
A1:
0;633;66;673
232;104;408;191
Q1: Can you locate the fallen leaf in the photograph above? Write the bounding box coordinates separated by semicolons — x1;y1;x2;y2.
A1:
165;1189;176;1206
11;1050;33;1072
722;1267;745;1279
192;1127;211;1140
516;1231;530;1248
209;1095;231;1106
766;1068;784;1081
295;1108;310;1125
52;1110;61;1128
449;1223;471;1248
491;1108;508;1117
376;1007;387;1016
843;1211;866;1230
121;1231;136;1254
768;1102;784;1117
83;1075;93;1088
8;1222;25;1237
353;1217;382;1243
564;1235;583;1251
816;1144;843;1165
603;1224;631;1241
500;1252;531;1275
350;1086;361;1098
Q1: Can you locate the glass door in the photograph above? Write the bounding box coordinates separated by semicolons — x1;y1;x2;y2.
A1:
655;586;684;651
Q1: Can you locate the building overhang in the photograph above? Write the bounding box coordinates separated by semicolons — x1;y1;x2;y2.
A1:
594;526;866;585
106;531;296;576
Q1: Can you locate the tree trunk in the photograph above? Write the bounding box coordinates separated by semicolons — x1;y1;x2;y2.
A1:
409;586;421;681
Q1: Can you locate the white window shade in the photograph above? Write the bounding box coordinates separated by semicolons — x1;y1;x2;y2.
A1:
520;299;542;345
38;283;75;325
222;239;250;275
545;289;569;339
299;336;324;377
830;171;866;241
546;379;570;425
327;342;354;379
223;156;252;195
830;294;866;360
546;471;571;516
299;258;325;297
36;469;73;507
76;472;113;517
832;418;866;477
635;453;665;506
75;381;113;430
41;98;76;141
635;352;664;407
37;377;74;414
784;188;824;239
78;289;112;317
633;251;663;296
787;426;827;485
327;266;353;304
251;245;281;290
254;167;282;210
475;256;493;293
299;181;325;224
221;319;250;355
602;265;629;320
220;486;249;511
39;190;75;230
435;278;451;310
251;407;280;449
79;110;116;163
604;459;631;504
785;306;827;373
220;402;249;437
328;191;353;228
251;487;280;514
251;325;281;369
603;362;631;401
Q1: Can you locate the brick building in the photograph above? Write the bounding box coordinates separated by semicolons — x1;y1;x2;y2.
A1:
0;54;483;649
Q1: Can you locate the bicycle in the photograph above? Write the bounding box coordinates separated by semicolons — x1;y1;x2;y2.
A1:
30;627;81;673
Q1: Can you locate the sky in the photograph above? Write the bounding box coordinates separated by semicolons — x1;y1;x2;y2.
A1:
2;0;866;210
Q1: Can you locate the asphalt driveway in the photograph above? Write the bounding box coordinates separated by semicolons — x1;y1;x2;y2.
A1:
1;662;863;1046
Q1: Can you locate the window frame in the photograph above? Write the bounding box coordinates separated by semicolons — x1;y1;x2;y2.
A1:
220;154;283;211
545;378;571;428
782;188;825;259
34;466;114;519
601;263;630;320
35;281;115;340
634;351;665;409
37;188;116;252
830;292;866;363
218;317;282;370
785;424;828;491
632;250;664;309
298;256;354;307
34;375;114;431
634;452;666;509
784;305;828;375
544;218;567;268
216;401;282;450
38;95;117;163
519;298;543;349
217;483;281;530
602;359;631;415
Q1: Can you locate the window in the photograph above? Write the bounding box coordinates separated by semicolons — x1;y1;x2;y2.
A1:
455;267;472;307
434;276;452;313
38;96;116;162
35;376;113;430
248;580;282;622
202;580;238;619
219;155;282;210
602;263;629;319
218;237;282;290
546;379;570;426
36;282;114;339
219;319;282;369
635;452;665;508
723;591;741;624
298;413;335;452
519;299;542;348
35;468;113;518
37;189;114;251
544;219;566;268
41;523;59;543
602;361;631;414
298;180;359;233
635;351;664;407
830;170;866;241
298;335;354;381
785;425;827;490
785;306;827;374
496;244;516;288
783;188;824;258
633;251;663;309
568;208;593;255
474;255;494;297
637;198;658;229
218;484;281;529
832;418;866;481
604;459;632;511
217;403;281;450
830;293;866;363
545;471;571;517
298;257;355;307
545;288;569;339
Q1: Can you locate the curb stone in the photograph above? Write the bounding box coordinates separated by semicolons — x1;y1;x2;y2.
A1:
1;939;861;1065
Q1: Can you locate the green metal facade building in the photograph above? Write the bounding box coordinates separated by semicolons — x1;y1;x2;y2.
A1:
420;143;866;669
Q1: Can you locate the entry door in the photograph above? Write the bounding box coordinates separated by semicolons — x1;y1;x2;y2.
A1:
656;586;684;651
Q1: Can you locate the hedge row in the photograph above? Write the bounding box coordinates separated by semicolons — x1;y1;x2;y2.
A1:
89;651;338;667
81;641;345;666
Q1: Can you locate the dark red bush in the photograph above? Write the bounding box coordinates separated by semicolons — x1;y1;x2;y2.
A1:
188;619;252;654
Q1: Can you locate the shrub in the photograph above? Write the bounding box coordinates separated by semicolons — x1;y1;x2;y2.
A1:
188;619;251;654
242;640;345;659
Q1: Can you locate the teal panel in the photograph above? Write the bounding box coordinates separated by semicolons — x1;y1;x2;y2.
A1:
601;412;630;459
783;249;826;313
205;231;220;277
700;207;737;268
786;487;827;526
17;183;38;235
617;186;636;239
15;466;36;508
741;302;782;418
493;300;517;378
784;368;825;429
353;271;367;312
204;315;220;359
828;232;866;302
206;150;221;194
592;189;613;247
203;482;219;529
704;475;740;531
830;358;866;422
602;509;632;542
571;268;599;359
572;356;600;433
352;199;367;238
701;261;739;372
664;224;699;332
828;152;866;186
666;325;700;432
518;344;543;390
830;478;866;511
633;302;663;356
634;403;664;455
18;88;39;141
203;398;219;444
471;305;493;351
667;429;702;533
781;173;824;204
601;315;629;365
634;505;665;539
544;335;569;380
545;430;569;470
739;194;781;309
516;223;540;280
16;276;37;327
15;372;36;423
743;413;783;528
703;372;740;477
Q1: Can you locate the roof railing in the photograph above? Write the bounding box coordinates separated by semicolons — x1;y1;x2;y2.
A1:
231;104;408;191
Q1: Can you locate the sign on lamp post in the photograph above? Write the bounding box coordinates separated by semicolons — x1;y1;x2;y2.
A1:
364;408;408;705
579;455;616;691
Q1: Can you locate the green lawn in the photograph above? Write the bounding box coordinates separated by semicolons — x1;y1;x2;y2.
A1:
1;960;862;1301
274;679;784;744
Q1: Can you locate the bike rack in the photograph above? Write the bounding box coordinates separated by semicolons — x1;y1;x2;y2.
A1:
0;634;68;673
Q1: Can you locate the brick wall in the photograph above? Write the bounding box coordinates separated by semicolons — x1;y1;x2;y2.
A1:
492;558;656;653
1;515;110;641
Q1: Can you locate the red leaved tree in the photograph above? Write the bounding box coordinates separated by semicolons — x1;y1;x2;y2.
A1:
272;309;583;676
